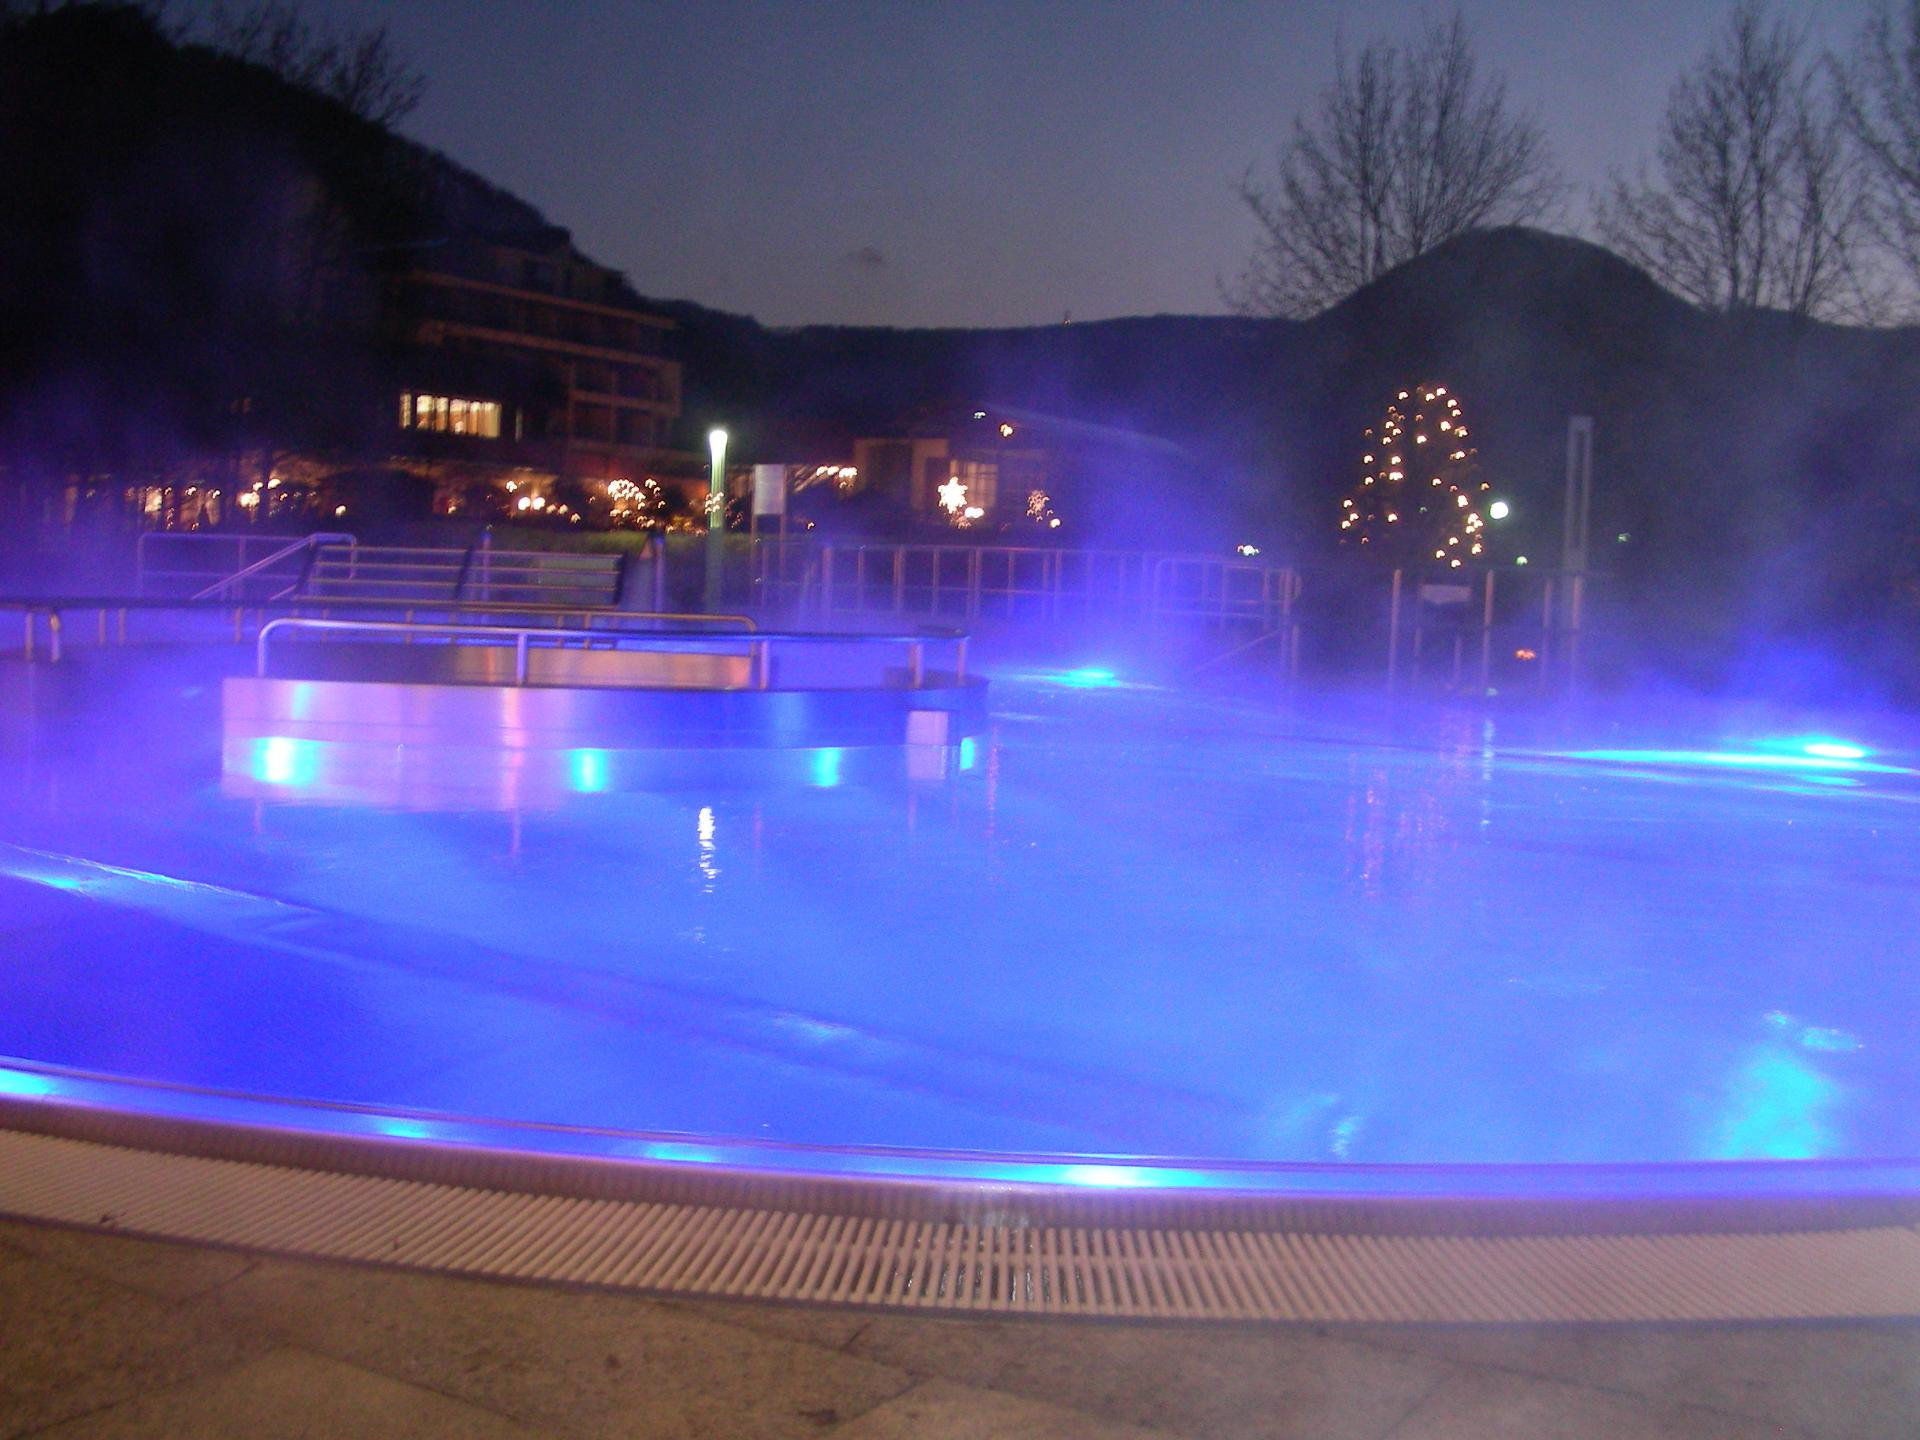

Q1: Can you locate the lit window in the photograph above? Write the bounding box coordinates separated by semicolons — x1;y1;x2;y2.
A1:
401;394;503;438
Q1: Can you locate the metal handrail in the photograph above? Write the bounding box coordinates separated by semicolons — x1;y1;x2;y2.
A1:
0;595;760;663
254;616;968;689
192;532;355;601
137;529;360;597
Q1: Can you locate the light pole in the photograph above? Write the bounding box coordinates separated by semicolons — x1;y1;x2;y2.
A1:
704;427;728;613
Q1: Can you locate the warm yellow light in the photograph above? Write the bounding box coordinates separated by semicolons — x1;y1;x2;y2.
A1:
999;422;1015;438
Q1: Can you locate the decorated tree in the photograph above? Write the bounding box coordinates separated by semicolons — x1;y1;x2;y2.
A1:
1339;384;1491;568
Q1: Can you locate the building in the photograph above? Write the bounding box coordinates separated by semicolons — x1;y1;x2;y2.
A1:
380;225;695;524
853;409;1054;533
851;406;1204;543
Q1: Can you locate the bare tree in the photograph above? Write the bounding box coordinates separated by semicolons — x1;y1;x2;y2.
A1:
1597;2;1873;320
1229;10;1562;318
1839;1;1920;304
190;1;424;128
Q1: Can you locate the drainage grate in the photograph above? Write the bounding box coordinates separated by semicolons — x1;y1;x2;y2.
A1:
4;1130;1920;1322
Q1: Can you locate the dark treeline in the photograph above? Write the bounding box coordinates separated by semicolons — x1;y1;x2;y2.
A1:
4;5;1920;693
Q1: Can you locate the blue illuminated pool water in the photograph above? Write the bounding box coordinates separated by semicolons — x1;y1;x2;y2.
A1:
3;671;1918;1194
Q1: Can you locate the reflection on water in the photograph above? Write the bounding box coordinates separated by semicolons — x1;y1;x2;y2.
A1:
1;678;1916;1172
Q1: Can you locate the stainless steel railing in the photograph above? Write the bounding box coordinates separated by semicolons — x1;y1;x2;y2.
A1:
254;616;969;691
137;530;358;599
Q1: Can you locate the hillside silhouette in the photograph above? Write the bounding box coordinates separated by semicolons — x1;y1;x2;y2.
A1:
3;5;1918;689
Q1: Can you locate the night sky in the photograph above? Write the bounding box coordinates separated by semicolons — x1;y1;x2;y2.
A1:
300;0;1870;329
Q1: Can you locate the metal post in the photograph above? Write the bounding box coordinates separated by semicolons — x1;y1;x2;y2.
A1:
910;641;924;688
47;611;61;663
1566;573;1586;694
1561;416;1594;690
1478;569;1496;693
821;545;835;617
892;547;905;615
1539;576;1555;681
1386;569;1403;690
752;639;769;689
22;611;33;662
514;631;529;685
955;636;968;682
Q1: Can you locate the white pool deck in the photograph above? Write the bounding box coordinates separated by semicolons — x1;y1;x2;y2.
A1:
2;1216;1916;1440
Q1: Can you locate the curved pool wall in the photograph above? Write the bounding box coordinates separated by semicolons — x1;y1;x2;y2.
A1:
2;637;1919;1253
222;674;987;805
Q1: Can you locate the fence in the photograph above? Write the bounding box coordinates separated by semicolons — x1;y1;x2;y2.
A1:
98;531;1602;693
744;538;1596;692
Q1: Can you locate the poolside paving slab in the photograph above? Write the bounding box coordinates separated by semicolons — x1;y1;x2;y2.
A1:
21;1348;565;1440
1346;1319;1920;1440
1379;1366;1807;1440
837;1313;1452;1440
0;1217;254;1304
204;1257;919;1440
822;1378;1187;1439
0;1243;270;1440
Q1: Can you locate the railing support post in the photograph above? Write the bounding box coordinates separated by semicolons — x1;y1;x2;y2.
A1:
1478;569;1496;693
1386;569;1403;691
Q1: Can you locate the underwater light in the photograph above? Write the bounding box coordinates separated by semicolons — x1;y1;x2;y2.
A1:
567;748;612;793
810;747;844;787
1561;747;1906;776
1054;667;1119;688
1802;741;1868;761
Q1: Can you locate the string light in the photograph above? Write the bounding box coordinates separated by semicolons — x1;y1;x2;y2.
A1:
1339;383;1482;565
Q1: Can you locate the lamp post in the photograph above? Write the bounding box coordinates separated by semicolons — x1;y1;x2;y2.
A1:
704;427;728;613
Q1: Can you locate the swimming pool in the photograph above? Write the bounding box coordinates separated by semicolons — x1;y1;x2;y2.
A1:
2;665;1918;1209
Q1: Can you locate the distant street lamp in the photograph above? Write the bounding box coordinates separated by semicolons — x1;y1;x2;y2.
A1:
705;427;728;612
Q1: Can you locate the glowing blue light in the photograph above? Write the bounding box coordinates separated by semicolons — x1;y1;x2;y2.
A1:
1040;1162;1213;1189
641;1142;726;1165
0;1068;60;1098
1055;667;1119;688
1563;747;1905;776
1710;1048;1837;1160
249;736;320;787
567;747;612;793
1057;1163;1152;1187
810;747;844;788
1802;741;1868;761
958;736;979;771
371;1117;438;1140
